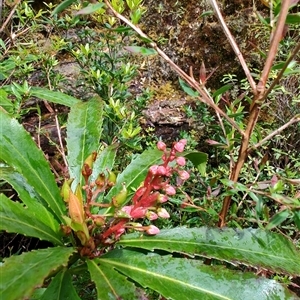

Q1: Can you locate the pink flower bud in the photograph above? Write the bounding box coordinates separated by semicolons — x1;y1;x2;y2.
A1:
178;170;190;180
146;225;160;235
121;205;133;216
157;194;168;203
157;166;167;175
130;207;147;219
146;211;158;220
157;208;170;219
165;185;176;196
176;156;186;166
157;141;166;151
115;228;125;239
149;165;159;175
174;139;187;152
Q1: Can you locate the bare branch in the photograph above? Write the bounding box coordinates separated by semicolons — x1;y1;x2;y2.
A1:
249;114;300;151
209;0;257;94
256;0;291;97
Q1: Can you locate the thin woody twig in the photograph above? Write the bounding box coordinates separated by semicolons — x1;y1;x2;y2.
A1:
263;40;300;101
209;0;257;94
256;0;291;97
0;0;21;33
249;114;300;151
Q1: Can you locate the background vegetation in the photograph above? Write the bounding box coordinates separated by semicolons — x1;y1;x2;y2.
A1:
0;0;300;299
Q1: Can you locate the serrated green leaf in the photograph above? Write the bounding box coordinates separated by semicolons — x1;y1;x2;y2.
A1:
0;167;60;234
51;0;77;15
0;194;63;245
183;151;208;176
0;111;65;222
179;77;199;97
87;258;137;300
0;247;76;300
119;227;300;275
266;209;291;230
66;97;103;188
40;269;81;300
90;143;118;182
30;87;80;107
100;249;297;300
105;148;162;202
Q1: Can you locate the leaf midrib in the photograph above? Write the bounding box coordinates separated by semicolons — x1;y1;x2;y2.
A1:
100;258;231;300
1;215;62;245
3;135;64;221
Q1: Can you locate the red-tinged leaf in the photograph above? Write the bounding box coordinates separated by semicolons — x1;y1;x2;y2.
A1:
271;174;278;186
199;61;206;84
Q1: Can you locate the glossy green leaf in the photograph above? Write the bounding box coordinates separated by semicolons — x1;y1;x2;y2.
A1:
100;249;297;300
0;89;14;113
286;13;300;24
87;258;137;300
200;10;213;18
105;148;162;202
66;97;103;188
40;269;81;300
293;210;300;230
119;227;300;275
183;151;208;176
0;167;60;233
212;84;233;99
75;2;105;15
0;59;15;80
0;111;65;222
266;209;291;230
0;194;63;245
30;87;80;107
51;0;77;15
90;143;119;182
0;246;76;300
124;46;157;56
179;77;199;97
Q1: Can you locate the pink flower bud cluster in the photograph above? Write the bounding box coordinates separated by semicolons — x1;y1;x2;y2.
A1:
101;140;190;242
120;139;189;235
